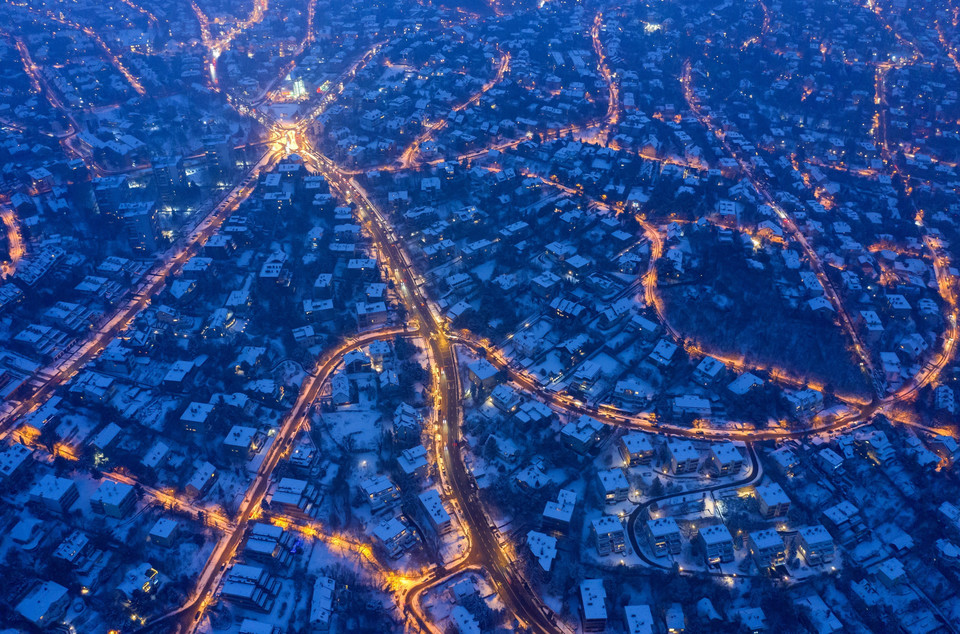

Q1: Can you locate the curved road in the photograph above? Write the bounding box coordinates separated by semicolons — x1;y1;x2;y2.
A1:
140;326;411;634
625;444;761;577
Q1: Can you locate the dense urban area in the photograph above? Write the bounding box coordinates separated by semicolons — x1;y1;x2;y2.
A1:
0;0;959;632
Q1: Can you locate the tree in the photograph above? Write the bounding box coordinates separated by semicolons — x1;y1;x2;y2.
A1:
483;435;499;461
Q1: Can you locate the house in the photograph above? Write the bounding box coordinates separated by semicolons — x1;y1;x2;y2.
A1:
223;425;264;459
186;461;218;498
0;443;34;483
29;475;79;514
372;516;418;558
579;579;608;633
53;530;90;567
397;445;429;480
783;389;823;416
797;525;835;566
754;482;791;518
593;516;626;556
596;468;629;504
309;576;336;632
648;339;678;367
491;384;522;413
543;489;578;533
665;603;685;634
748;529;785;570
698;524;734;564
646;518;682;556
418;489;452;534
360;475;400;512
148;518;179;548
526;530;558;572
270;478;316;516
666;440;700;474
624;605;654;634
672;395;712;420
560;415;607;453
15;580;69;628
619;432;655;466
467;358;499;390
117;563;160;598
181;401;215;434
693;356;725;385
391;403;422;446
221;564;281;612
708;443;743;476
331;372;351;406
90;480;137;518
244;522;294;566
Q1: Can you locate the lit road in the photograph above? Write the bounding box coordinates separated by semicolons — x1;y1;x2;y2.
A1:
0;146;285;437
680;60;877;390
296;143;566;633
139;326;410;634
626;444;761;577
0;204;24;276
397;48;511;170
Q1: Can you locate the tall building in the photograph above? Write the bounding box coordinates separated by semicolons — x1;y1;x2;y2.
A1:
120;201;160;253
92;175;129;220
152;156;185;204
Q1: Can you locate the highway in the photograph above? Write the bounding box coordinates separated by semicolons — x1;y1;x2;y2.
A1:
140;326;410;634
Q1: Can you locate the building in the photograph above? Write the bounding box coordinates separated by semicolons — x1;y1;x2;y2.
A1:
754;482;791;518
467;358;499;390
664;603;685;634
269;477;316;516
708;443;743;476
15;580;69;628
310;576;336;632
619;432;655;466
392;403;422;446
372;516;418;558
624;605;654;634
596;468;630;504
186;461;218;498
29;474;79;514
592;516;626;556
797;525;835;566
53;530;90;567
223;425;264;459
543;488;578;533
646;518;682;556
120;201;160;253
397;445;429;480
0;443;34;483
360;475;400;512
221;564;281;612
148;518;179;548
418;489;452;534
579;579;608;632
748;529;786;571
244;522;294;566
181;401;215;434
698;524;734;564
90;480;137;518
560;415;606;454
666;440;700;474
526;530;558;572
117;563;160;598
693;356;725;385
